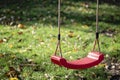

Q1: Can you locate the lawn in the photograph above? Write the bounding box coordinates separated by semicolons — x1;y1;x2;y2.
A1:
0;0;120;80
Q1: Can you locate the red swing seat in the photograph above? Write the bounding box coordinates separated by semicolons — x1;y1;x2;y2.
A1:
51;51;104;69
51;0;104;70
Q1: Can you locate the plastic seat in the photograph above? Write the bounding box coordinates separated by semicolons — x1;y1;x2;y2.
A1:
51;51;104;69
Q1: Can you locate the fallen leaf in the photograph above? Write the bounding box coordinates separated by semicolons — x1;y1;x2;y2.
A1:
70;56;73;60
18;31;23;35
5;67;20;78
10;77;18;80
68;31;75;38
91;72;97;78
18;24;25;29
73;48;79;52
95;63;106;68
82;25;89;29
40;41;45;45
27;59;34;64
32;26;37;29
0;54;4;58
44;73;50;79
31;30;36;34
11;55;16;59
9;67;16;71
0;39;4;43
3;38;7;42
22;72;29;77
18;39;23;42
105;54;110;58
9;44;13;48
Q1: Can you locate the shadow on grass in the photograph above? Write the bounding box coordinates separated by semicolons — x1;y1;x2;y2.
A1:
0;0;120;26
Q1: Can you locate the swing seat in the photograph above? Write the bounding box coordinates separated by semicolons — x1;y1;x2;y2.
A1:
51;51;104;69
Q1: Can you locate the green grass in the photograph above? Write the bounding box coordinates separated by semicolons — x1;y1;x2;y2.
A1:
0;23;119;80
0;1;120;80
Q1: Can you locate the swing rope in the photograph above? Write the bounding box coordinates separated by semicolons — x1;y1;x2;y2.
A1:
55;0;101;57
51;0;104;69
93;0;101;52
54;0;62;57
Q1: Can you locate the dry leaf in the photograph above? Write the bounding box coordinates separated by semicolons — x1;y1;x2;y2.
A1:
18;31;23;35
0;54;4;58
22;72;28;77
18;24;25;29
82;25;89;29
68;31;74;38
9;44;13;48
32;26;37;29
44;73;50;79
3;38;7;42
91;72;97;78
18;39;23;42
73;48;79;52
5;67;20;78
31;30;36;34
11;55;16;59
95;63;106;68
10;77;18;80
0;39;4;43
9;67;16;72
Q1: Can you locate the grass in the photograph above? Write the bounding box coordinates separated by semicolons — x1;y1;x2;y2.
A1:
0;0;120;80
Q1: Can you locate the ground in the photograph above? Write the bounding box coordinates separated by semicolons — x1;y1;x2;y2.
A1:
0;0;120;80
